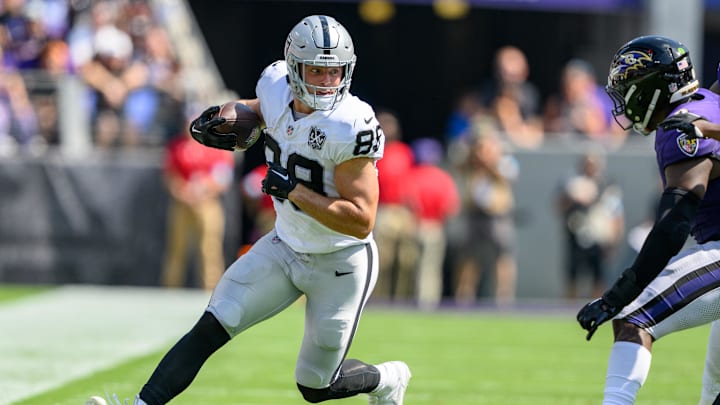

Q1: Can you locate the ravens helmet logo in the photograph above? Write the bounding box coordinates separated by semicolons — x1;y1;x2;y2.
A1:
611;50;654;82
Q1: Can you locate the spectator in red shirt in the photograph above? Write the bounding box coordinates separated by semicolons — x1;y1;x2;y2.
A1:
161;125;235;290
406;138;460;309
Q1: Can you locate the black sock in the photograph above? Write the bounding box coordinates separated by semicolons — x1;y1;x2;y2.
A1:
139;311;230;405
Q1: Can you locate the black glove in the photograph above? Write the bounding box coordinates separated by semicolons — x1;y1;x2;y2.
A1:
658;111;705;139
189;106;237;151
576;297;621;341
262;162;296;199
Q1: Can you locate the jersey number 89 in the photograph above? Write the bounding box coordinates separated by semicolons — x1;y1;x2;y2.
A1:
353;125;383;156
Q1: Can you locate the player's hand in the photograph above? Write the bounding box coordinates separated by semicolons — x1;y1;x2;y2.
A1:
658;111;705;139
189;106;237;151
262;162;296;199
576;297;621;341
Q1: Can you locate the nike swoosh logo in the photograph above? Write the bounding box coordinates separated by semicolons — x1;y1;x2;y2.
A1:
191;127;202;134
335;271;353;277
272;169;290;181
364;117;373;124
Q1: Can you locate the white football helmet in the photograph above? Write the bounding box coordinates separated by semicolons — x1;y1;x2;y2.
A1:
284;15;356;111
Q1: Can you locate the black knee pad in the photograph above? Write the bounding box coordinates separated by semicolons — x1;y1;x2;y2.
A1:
296;359;380;403
296;384;332;403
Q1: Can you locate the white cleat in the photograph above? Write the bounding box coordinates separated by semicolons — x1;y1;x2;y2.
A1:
368;361;412;405
85;396;107;405
85;393;133;405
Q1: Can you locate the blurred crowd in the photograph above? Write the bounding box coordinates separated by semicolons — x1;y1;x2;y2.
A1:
1;2;631;153
436;46;630;307
445;45;628;155
0;0;632;155
0;0;183;152
361;44;633;308
1;3;633;305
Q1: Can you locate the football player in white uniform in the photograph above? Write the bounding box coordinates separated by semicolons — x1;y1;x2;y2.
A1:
124;15;411;405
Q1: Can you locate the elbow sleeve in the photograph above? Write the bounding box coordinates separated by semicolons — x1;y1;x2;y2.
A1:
632;187;700;286
604;187;700;307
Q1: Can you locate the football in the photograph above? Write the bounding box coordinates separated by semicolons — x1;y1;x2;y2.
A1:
212;101;263;151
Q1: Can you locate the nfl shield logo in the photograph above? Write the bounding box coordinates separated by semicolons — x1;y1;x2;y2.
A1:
308;126;326;150
677;133;698;157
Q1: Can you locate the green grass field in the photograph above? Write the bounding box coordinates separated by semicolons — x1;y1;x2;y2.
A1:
2;285;712;405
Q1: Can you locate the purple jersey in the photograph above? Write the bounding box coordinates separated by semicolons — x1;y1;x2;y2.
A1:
655;88;720;243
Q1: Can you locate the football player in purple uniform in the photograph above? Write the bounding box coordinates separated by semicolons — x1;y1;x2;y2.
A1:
576;35;720;404
105;15;411;405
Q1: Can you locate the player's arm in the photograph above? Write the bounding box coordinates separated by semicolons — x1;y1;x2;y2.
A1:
603;160;707;302
578;158;709;340
236;98;264;122
659;111;720;141
692;119;720;141
286;157;379;239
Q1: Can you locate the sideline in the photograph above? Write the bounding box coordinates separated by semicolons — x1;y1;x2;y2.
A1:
0;285;210;405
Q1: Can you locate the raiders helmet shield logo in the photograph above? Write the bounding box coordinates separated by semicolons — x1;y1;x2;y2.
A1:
677;133;698;157
308;126;326;150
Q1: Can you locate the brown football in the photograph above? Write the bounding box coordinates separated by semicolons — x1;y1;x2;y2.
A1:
213;101;263;151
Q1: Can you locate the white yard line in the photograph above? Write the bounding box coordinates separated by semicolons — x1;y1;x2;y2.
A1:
0;285;210;405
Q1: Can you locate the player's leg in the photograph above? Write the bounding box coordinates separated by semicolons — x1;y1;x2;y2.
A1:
136;311;230;405
602;320;653;405
602;242;720;405
701;321;720;404
137;231;304;405
293;241;411;403
294;241;379;401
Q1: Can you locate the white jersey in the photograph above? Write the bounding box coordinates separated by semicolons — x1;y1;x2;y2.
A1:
256;61;384;253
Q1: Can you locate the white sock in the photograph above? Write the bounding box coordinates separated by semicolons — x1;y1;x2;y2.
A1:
133;396;148;405
700;321;720;405
373;363;393;393
603;341;652;405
